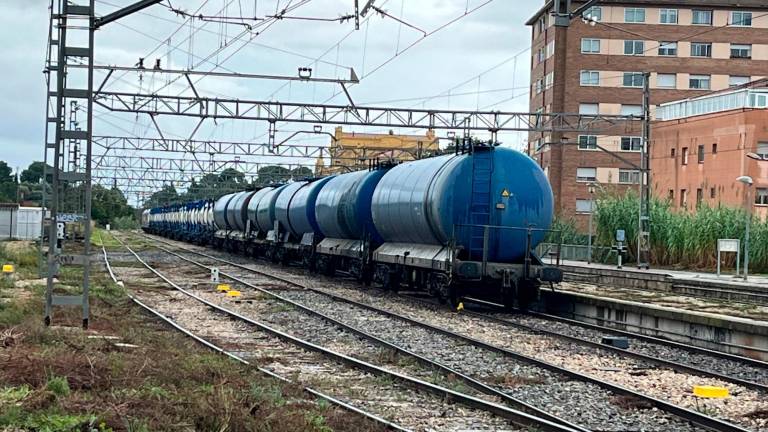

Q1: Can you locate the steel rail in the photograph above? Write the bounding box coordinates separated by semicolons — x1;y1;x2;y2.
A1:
115;235;582;432
135;233;754;432
528;307;768;367
98;236;409;432
407;296;768;392
129;238;591;432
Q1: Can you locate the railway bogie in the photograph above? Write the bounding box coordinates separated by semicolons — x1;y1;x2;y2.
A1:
142;145;563;309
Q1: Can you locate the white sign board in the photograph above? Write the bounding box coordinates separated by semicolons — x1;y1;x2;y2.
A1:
718;239;740;253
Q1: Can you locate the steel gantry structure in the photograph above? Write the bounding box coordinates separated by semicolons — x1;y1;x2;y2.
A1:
42;0;166;329
94;91;635;141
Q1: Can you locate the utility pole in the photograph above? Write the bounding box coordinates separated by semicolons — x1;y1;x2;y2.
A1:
637;72;652;269
43;0;164;329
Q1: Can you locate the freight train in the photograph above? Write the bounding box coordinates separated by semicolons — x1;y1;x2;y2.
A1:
141;144;563;309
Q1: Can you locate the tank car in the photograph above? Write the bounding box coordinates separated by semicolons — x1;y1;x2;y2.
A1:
145;144;561;309
369;145;560;307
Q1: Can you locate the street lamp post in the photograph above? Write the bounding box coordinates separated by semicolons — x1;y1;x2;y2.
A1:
588;183;596;264
737;175;754;281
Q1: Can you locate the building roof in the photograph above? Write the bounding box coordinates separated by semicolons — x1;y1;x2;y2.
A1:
656;79;768;121
526;0;768;25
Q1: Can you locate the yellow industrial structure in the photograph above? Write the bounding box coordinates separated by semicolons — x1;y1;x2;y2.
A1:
315;127;439;176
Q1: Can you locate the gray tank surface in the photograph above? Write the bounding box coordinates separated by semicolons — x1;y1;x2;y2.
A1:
256;185;289;234
225;191;255;232
246;187;275;233
274;181;308;238
213;193;237;230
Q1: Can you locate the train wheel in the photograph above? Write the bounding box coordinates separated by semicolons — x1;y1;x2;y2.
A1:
501;280;518;312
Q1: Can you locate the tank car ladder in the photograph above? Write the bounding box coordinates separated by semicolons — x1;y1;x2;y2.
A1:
467;150;493;261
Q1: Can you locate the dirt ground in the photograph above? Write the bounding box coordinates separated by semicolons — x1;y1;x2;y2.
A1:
0;239;382;432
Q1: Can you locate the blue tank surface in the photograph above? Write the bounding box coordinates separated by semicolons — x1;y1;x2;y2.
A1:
246;187;275;233
286;177;335;239
256;185;289;234
274;181;308;238
371;147;553;263
315;169;389;242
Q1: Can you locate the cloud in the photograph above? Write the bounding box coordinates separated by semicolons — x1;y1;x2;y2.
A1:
2;0;539;194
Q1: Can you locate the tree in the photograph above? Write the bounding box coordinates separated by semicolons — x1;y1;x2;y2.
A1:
144;185;179;208
0;161;17;203
20;161;47;184
91;185;133;226
291;167;313;179
254;166;290;187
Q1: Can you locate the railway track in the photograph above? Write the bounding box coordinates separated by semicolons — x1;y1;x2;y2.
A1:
130;232;767;432
105;234;585;432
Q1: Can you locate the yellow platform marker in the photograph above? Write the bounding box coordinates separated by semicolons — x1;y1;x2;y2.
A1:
216;284;231;292
2;264;14;274
693;386;729;399
226;290;242;298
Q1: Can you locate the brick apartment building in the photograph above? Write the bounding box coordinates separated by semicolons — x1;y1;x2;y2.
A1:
653;81;768;220
526;0;768;228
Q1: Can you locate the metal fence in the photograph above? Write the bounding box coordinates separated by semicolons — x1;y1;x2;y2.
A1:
536;243;614;264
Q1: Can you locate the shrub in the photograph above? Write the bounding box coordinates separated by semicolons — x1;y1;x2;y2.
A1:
594;192;767;271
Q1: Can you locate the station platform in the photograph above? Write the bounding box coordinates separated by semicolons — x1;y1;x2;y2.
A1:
556;259;768;289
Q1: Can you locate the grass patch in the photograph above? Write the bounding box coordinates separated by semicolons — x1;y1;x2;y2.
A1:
0;254;387;432
45;375;70;397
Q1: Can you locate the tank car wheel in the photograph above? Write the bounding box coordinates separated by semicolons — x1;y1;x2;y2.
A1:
517;282;539;311
374;265;390;288
501;280;518;313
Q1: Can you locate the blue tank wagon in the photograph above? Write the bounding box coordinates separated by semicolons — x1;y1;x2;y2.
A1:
141;145;562;309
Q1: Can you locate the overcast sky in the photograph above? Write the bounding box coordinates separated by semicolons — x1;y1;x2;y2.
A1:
3;0;540;199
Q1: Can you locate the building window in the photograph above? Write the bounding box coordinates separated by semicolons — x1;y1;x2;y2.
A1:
624;40;645;55
668;189;675;200
660;9;679;24
731;44;752;59
732;11;752;27
711;187;716;199
625;7;645;23
538;16;547;33
620;105;643;116
712;143;718;154
585;6;602;22
658;41;678;56
581;38;601;54
623;72;644;88
680;189;688;207
682;147;689;165
691;43;712;57
576;199;595;213
757;142;768;159
729;76;750;87
698;144;705;163
577;167;597;182
697;188;703;206
579;103;599;115
689;75;711;90
580;70;600;86
619;169;641;184
621;137;642;151
692;10;713;25
756;188;768;205
671;148;676;157
657;73;677;89
535;79;544;94
578;135;598;150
